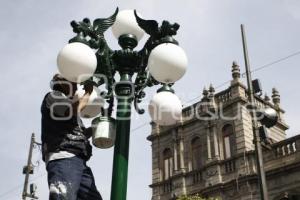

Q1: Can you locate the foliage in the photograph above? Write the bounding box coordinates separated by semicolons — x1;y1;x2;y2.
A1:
177;194;221;200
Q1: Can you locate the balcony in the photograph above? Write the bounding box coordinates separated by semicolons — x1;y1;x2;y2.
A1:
264;134;300;171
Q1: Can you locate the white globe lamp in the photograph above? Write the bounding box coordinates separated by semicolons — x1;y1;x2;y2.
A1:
149;91;182;126
258;107;278;128
111;10;144;41
148;43;188;83
57;42;97;83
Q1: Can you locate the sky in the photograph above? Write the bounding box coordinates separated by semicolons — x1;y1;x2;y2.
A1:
1;0;300;199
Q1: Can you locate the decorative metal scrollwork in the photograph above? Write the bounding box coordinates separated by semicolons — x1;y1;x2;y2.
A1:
68;7;181;115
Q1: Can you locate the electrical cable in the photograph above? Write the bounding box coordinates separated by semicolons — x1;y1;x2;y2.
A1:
185;49;300;106
0;183;23;199
0;144;44;199
242;50;300;76
130;49;300;133
0;173;46;199
1;49;300;200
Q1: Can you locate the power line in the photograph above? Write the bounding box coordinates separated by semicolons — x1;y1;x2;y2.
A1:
185;49;300;105
245;50;300;75
2;49;300;200
0;135;43;200
131;122;150;132
131;49;300;132
183;80;231;105
0;183;23;199
0;173;46;199
0;126;147;199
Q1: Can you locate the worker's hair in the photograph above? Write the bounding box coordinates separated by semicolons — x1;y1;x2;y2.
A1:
50;74;67;91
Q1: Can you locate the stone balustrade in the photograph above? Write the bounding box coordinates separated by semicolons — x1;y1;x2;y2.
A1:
273;136;298;157
215;89;232;104
182;106;195;120
224;158;236;173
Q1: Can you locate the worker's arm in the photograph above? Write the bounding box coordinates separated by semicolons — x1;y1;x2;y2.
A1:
76;92;90;113
75;82;94;114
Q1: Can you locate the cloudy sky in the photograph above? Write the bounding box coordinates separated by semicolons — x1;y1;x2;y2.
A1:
1;0;300;199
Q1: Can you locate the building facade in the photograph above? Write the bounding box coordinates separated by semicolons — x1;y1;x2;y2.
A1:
148;62;300;200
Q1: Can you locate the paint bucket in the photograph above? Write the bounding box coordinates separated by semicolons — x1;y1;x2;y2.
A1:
92;116;116;149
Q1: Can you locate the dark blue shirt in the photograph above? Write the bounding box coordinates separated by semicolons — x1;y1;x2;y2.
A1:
41;90;92;161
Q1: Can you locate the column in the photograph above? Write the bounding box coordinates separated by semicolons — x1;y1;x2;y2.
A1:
212;124;220;160
172;130;178;172
178;129;186;172
179;130;187;195
207;125;212;161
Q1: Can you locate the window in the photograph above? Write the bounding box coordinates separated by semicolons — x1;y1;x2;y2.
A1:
191;137;202;170
222;124;236;159
163;148;173;180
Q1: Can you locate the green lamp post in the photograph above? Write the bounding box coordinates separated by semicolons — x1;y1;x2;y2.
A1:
56;8;188;200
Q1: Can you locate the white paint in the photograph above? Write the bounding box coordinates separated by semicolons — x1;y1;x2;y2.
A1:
49;182;68;196
49;184;60;194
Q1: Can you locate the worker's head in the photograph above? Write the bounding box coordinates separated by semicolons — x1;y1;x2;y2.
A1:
50;74;77;96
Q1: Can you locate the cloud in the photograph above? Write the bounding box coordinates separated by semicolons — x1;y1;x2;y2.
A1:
1;0;300;199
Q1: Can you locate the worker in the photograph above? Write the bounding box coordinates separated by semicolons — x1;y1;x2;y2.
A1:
41;74;102;200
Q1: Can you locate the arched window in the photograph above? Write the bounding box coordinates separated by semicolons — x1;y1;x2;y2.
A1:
191;137;202;170
222;124;236;159
163;148;173;180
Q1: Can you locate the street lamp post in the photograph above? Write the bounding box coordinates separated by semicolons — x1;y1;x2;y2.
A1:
241;24;269;200
56;8;187;200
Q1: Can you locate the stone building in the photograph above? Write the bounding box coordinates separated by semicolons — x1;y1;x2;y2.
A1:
147;62;300;200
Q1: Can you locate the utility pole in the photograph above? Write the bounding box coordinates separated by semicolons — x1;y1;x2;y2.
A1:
22;133;39;200
241;24;269;200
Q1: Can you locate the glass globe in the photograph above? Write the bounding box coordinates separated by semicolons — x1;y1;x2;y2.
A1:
148;43;188;83
75;86;104;118
149;91;182;126
57;42;97;83
258;107;278;128
111;10;144;41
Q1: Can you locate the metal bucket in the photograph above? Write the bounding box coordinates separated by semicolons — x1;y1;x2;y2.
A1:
91;116;116;149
